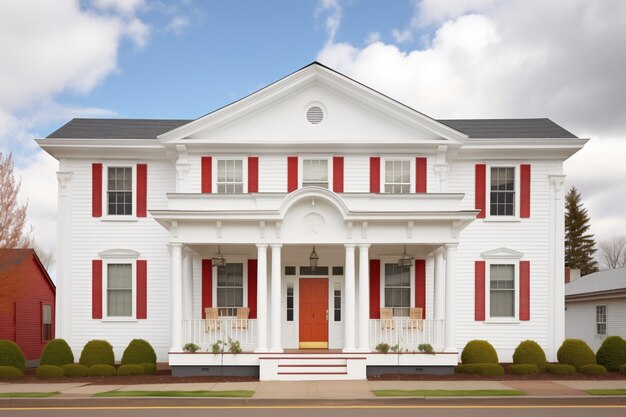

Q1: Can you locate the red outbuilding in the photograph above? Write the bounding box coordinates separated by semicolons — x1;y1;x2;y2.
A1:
0;249;55;363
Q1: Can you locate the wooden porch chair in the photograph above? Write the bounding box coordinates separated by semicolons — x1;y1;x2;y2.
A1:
234;307;250;330
380;307;394;330
408;307;424;331
204;307;220;332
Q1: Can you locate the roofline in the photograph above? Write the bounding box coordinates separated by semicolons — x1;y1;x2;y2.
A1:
30;250;56;292
565;288;626;300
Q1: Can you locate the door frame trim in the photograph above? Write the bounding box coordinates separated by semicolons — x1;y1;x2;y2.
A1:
298;277;329;349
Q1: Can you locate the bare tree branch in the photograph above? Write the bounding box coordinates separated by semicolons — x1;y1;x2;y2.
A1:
0;153;33;249
599;236;626;269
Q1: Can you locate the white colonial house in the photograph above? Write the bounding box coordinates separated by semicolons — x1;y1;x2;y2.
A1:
38;62;587;380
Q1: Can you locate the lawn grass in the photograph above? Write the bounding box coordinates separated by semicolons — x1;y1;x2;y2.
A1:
586;389;626;396
373;389;526;397
94;390;254;398
0;392;59;398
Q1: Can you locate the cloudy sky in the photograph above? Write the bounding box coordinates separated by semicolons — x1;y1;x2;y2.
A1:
1;0;625;271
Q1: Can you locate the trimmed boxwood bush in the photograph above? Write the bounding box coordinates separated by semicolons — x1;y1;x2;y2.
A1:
596;336;626;372
40;339;74;367
513;340;547;371
508;364;539;375
0;340;26;371
620;364;626;375
546;363;576;375
0;366;23;379
580;364;607;375
121;339;156;365
36;365;64;379
88;364;116;377
461;340;498;364
456;363;505;376
79;340;114;367
557;339;596;371
117;364;144;376
141;363;157;374
62;364;89;377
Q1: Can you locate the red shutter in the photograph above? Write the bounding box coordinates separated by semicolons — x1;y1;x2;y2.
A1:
475;164;486;218
137;164;147;217
136;260;147;319
520;164;531;218
370;157;380;193
92;163;102;217
415;259;426;318
201;156;212;193
475;260;486;321
333;156;344;192
92;260;102;319
520;261;530;321
565;267;571;284
415;157;427;193
287;156;298;192
248;157;259;193
201;259;213;318
369;259;381;319
247;259;258;319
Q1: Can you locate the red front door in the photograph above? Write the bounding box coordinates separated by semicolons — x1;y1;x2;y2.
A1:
299;278;328;348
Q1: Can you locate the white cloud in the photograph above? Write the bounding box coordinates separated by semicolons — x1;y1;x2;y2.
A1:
391;29;413;43
316;0;343;44
92;0;146;15
365;32;381;45
318;0;626;242
165;16;190;36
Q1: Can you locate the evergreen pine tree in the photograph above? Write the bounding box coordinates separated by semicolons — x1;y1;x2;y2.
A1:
565;186;598;275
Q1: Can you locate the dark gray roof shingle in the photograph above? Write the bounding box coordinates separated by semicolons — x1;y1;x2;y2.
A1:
438;118;577;138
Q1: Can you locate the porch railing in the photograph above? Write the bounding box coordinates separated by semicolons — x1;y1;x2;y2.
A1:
369;318;444;351
182;318;256;352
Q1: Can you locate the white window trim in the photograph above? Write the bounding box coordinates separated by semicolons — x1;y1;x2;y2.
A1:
596;304;607;336
101;257;137;322
213;157;248;194
102;163;137;221
484;258;520;323
380;156;415;194
299;156;333;189
484;163;521;222
379;256;415;317
212;256;248;316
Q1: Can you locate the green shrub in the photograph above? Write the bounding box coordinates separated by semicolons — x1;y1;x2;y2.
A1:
141;363;157;374
546;364;576;375
513;340;547;371
418;343;434;354
88;364;116;377
0;340;26;371
557;339;596;371
117;364;144;376
40;339;74;366
183;343;200;353
62;364;89;377
121;339;156;365
375;342;390;354
0;366;23;379
461;340;498;364
596;336;626;372
508;364;539;375
36;365;64;379
79;340;114;367
580;364;607;375
456;363;505;376
620;364;626;375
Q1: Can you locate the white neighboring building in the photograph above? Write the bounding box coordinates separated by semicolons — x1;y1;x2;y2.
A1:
37;62;588;380
565;267;626;352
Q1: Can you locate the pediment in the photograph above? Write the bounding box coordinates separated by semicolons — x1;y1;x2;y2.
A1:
481;247;524;260
158;63;468;146
98;248;140;259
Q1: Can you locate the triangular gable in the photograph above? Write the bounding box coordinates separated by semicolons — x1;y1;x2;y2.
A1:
481;247;524;260
158;62;468;145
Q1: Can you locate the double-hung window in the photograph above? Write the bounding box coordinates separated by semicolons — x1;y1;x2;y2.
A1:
490;167;515;216
107;167;133;215
489;264;515;318
216;263;244;316
596;305;607;335
302;159;329;188
384;160;410;194
217;159;244;193
42;304;52;341
384;263;411;316
107;264;132;317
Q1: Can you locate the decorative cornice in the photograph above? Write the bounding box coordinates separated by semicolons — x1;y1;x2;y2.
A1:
98;248;140;259
481;247;524;260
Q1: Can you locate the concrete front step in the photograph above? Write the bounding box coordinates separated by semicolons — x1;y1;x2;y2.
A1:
260;355;367;381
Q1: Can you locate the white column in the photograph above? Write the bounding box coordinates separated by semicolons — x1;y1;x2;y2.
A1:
170;243;183;352
550;175;566;361
434;248;445;321
182;249;194;321
357;244;370;352
256;244;269;352
270;244;282;352
56;171;72;341
344;244;357;352
444;243;458;352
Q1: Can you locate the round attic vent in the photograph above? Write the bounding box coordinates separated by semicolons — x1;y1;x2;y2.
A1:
306;106;324;124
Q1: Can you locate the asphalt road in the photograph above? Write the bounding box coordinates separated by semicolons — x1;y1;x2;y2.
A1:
2;398;626;417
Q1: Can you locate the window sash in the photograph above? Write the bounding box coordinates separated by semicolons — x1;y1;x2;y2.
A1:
302;159;329;188
384;263;411;316
286;286;294;322
489;264;515;317
107;264;132;317
42;304;52;341
596;305;607;335
216;160;244;194
490;167;515;216
334;282;342;322
107;167;133;216
384;160;410;194
216;263;244;316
